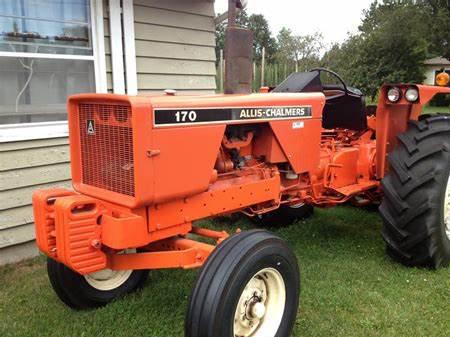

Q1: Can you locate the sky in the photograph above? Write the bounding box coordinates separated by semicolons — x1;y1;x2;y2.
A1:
214;0;374;47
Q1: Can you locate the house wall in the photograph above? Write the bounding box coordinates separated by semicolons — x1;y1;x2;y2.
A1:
424;65;450;85
0;0;216;265
0;138;71;265
132;0;216;94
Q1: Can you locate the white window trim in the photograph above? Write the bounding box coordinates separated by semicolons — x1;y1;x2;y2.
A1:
92;0;108;94
0;0;107;143
0;121;69;143
122;0;138;95
109;0;126;94
0;51;95;60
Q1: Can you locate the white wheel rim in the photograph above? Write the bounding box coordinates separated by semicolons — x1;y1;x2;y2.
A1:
84;249;134;291
444;173;450;241
84;269;133;291
289;202;305;209
233;268;286;337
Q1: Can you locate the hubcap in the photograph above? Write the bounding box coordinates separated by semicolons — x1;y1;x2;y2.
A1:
84;269;133;291
84;249;134;291
444;174;450;241
289;202;305;209
233;268;286;337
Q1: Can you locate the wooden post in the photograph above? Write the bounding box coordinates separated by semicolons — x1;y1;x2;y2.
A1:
295;61;298;73
261;47;265;87
274;64;278;84
219;49;224;92
253;62;256;91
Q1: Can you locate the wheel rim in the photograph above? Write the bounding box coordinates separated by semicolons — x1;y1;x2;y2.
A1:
444;173;450;241
84;249;134;291
84;269;133;291
289;202;305;209
233;268;286;337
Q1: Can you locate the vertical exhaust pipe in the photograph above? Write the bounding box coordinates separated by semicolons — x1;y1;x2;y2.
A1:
224;0;254;94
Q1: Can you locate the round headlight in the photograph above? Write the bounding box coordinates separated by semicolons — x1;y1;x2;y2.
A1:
387;87;401;103
405;87;419;102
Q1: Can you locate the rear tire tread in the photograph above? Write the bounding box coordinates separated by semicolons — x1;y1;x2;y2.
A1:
380;115;450;269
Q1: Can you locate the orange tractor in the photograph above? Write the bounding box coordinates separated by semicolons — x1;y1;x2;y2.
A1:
31;6;450;336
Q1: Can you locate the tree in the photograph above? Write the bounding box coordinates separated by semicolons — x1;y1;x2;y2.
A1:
247;14;277;63
215;21;226;64
321;1;433;99
215;10;278;64
423;0;450;59
276;28;323;71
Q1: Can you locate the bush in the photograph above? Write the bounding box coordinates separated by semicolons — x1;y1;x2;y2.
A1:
429;93;450;107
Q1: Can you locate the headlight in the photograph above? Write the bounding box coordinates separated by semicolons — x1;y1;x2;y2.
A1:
405;87;419;102
387;87;401;103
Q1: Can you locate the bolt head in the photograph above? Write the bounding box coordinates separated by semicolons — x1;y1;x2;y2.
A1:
251;302;266;319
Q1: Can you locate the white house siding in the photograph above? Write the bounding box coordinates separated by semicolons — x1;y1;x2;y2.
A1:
424;65;450;85
0;0;217;265
133;0;217;94
0;138;71;265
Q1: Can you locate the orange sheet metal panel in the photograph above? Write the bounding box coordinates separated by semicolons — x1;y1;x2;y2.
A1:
151;125;225;203
148;171;281;231
68;92;324;208
150;93;324;202
252;124;289;163
68;94;154;209
329;148;359;188
270;118;322;174
375;85;450;178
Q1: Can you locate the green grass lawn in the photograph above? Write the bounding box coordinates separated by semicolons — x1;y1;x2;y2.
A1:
422;105;449;114
1;207;449;337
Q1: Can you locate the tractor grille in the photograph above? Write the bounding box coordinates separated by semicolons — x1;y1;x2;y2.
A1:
78;103;135;197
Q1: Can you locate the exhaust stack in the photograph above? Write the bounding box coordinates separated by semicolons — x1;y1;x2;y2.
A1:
224;0;254;94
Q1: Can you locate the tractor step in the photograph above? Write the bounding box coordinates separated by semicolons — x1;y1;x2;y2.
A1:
334;181;379;196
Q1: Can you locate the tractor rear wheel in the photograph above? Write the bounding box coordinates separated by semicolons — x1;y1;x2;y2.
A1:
185;230;300;337
380;115;450;268
47;256;148;309
252;203;314;227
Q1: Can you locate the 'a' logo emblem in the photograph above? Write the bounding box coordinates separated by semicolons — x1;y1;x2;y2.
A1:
87;120;95;135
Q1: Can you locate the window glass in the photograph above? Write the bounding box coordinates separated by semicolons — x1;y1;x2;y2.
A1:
0;0;91;55
0;0;95;125
0;57;95;124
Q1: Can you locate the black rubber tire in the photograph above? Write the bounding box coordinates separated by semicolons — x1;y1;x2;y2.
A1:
47;258;149;309
185;229;300;337
380;115;450;268
252;204;314;227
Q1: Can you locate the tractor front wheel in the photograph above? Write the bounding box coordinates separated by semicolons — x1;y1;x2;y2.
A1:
185;229;300;337
380;115;450;268
47;257;148;309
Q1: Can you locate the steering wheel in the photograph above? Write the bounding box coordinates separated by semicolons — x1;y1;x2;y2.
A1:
310;67;349;94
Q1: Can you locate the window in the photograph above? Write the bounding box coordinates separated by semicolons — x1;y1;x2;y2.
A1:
0;0;100;125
